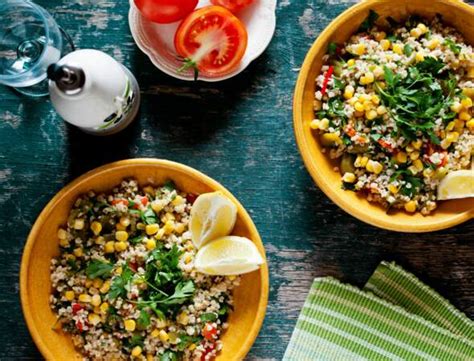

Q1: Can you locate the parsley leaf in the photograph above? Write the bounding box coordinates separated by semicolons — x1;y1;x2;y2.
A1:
327;42;338;55
200;312;218;323
443;38;461;55
160;351;178;361
140;208;157;225
359;10;379;32
415;57;446;77
156;280;195;306
136;309;151;329
85;260;113;279
177;334;202;351
108;264;133;300
163;180;176;191
403;44;413;56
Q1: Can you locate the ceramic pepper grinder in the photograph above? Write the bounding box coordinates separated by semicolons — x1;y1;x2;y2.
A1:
47;49;140;135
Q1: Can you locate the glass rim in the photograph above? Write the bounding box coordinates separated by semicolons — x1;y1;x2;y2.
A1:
0;0;55;83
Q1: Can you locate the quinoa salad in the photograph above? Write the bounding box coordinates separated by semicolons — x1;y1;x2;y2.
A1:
311;11;474;214
50;180;240;360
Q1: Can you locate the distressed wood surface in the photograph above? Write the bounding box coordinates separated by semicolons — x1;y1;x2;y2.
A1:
0;0;473;359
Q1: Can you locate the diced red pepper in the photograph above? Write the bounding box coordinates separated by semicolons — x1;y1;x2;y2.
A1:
202;323;218;341
345;125;356;137
76;320;84;332
111;198;129;206
186;193;198;205
439;151;448;167
128;261;138;272
200;343;216;361
72;303;83;315
132;196;149;209
321;65;334;96
378;139;394;152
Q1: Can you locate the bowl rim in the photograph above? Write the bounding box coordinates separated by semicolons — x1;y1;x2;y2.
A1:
293;0;474;233
20;158;269;360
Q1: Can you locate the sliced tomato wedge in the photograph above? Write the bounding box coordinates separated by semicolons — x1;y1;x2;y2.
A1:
174;6;248;78
210;0;255;13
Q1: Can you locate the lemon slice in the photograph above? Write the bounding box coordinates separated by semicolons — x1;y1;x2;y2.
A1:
437;169;474;200
190;192;237;249
195;236;264;275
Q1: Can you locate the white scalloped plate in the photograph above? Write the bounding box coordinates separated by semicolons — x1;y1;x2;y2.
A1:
128;0;277;81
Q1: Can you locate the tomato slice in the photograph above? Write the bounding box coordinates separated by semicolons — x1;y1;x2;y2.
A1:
210;0;255;13
174;6;248;77
134;0;198;24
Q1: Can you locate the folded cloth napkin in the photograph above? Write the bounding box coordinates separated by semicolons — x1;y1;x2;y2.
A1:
283;261;474;361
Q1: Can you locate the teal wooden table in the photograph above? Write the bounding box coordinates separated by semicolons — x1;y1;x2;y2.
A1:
1;0;473;359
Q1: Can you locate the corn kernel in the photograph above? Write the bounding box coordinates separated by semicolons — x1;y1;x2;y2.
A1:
57;228;68;240
366;160;383;174
93;306;101;314
468;67;474;79
73;219;85;230
59;238;70;247
146;355;154;361
151;202;163;213
347;59;355;67
116;223;126;231
373;66;384;78
344;85;355;99
461;97;473;109
310;119;319;130
427;38;440;50
408;165;419;174
360;72;375;85
163;220;175;234
177;311;189;325
119;216;130;228
411;139;423;150
159;330;169;342
450;101;462;113
104;241;115;253
114;241;128;252
404;201;417;213
145;223;159;236
459;111;471;121
380;39;391;51
410;151;420;161
91;294;101;307
65;290;75;301
92;278;103;289
73;247;83;257
321;133;343;146
410;28;422;38
440;139;452;150
366;110;377;120
415;52;424;63
95;236;105;245
392;43;403;55
454;119;465;132
354;43;366;55
396;152;407;163
100;280;111;294
359;94;370;102
375;105;386;115
354;156;369;168
100;302;109;314
435;167;448;179
174;223;185;234
146;238;156;250
388;184;399;194
155;228;166;240
85;278;93;288
413;159;424;171
115;266;123;275
90;221;102;236
136;222;146;231
124;319;136;332
423;168;434;178
463;87;474;99
131;346;142;357
115;230;129;242
79;294;91;303
417;23;428;33
188;344;197;351
446;131;459;143
446;121;456;131
354;102;364;112
370;94;380;105
88;313;101;326
151;329;160;338
65;254;76;262
172;195;184;206
374;31;386;41
342;172;356;183
467;119;474;131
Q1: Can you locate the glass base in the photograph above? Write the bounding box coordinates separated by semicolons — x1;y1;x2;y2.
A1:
12;27;75;97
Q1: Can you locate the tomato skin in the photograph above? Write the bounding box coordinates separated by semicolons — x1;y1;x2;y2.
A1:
174;6;248;77
134;0;198;23
210;0;255;13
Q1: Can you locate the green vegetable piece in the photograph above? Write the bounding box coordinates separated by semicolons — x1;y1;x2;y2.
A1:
160;351;178;361
340;154;356;175
443;38;461;55
403;44;413;56
359;9;379;32
137;309;151;329
163;180;176;191
85;260;113;279
327;42;338;55
200;312;218;323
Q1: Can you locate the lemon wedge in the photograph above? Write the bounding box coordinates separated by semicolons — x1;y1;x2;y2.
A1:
190;192;237;249
437;169;474;200
195;236;264;275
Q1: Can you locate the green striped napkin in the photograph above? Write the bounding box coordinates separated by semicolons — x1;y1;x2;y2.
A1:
283;261;474;360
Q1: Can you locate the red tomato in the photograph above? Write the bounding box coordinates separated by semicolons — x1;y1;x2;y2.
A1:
72;303;83;315
134;0;198;24
111;198;129;206
200;343;216;361
210;0;255;13
174;6;248;77
202;323;218;340
186;193;197;205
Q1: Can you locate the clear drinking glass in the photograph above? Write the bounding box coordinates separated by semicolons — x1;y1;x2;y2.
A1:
0;0;74;97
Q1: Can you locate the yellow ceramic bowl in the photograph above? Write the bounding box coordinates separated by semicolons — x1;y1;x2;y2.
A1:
20;159;269;360
294;0;474;232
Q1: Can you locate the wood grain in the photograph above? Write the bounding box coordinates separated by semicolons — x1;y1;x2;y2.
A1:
0;0;472;359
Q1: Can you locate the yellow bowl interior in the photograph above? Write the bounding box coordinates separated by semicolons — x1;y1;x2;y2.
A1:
294;0;474;232
20;159;269;361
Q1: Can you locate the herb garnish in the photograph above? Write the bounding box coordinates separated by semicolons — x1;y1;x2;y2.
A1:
359;10;379;32
85;259;113;279
443;38;461;55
